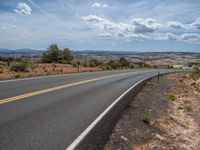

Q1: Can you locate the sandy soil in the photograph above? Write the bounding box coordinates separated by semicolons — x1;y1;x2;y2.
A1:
0;63;101;80
104;73;200;150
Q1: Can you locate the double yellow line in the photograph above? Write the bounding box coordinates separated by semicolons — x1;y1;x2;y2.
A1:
0;73;130;105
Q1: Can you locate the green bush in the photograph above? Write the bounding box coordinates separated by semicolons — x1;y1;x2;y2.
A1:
119;57;130;68
168;93;177;101
142;112;151;124
0;62;6;69
10;62;29;72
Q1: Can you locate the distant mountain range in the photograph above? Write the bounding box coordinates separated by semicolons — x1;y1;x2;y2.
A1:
0;48;43;57
0;48;199;58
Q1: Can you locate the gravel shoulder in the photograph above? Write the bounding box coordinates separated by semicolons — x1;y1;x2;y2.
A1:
104;73;200;150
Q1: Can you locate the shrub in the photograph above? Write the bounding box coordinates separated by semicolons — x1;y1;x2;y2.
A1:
168;93;177;101
10;62;29;72
72;63;77;67
119;57;130;68
184;105;192;111
179;78;184;82
142;112;151;124
179;75;187;82
88;59;102;68
191;67;200;80
0;62;6;69
14;74;20;78
41;44;74;64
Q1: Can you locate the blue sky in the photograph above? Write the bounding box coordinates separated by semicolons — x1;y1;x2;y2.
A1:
0;0;200;52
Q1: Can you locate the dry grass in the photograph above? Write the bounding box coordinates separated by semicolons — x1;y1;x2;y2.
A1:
0;63;101;80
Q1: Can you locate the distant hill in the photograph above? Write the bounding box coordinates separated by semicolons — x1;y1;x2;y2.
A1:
0;48;199;58
0;48;43;57
73;50;200;57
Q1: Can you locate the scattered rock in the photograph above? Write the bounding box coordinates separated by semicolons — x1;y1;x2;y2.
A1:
120;135;128;141
179;144;191;150
196;79;200;91
168;125;185;137
155;133;164;141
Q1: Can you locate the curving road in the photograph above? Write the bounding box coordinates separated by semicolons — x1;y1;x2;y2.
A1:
0;69;171;150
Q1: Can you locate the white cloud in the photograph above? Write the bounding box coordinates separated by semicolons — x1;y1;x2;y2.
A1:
99;33;112;37
131;18;160;33
127;34;149;40
167;33;178;40
14;2;32;15
180;33;200;42
82;15;118;31
168;21;187;29
92;2;108;8
189;18;200;30
82;15;159;35
166;33;200;43
82;15;200;43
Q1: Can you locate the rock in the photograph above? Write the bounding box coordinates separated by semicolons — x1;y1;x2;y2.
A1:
155;133;164;141
120;135;128;141
168;125;185;137
196;79;200;91
179;144;191;150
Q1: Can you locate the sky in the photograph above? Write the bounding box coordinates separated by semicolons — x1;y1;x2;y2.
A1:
0;0;200;52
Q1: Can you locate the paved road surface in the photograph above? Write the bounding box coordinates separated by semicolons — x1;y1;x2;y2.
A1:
0;69;171;150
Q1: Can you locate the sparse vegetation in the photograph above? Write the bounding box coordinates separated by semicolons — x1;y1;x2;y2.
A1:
10;62;29;72
179;75;187;82
142;112;151;124
147;80;154;86
191;67;200;80
184;104;192;111
168;93;177;101
0;44;136;79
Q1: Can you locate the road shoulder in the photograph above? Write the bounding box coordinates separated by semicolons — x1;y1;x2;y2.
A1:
104;73;200;150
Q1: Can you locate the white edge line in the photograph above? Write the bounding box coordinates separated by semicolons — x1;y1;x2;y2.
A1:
66;76;150;150
0;72;91;83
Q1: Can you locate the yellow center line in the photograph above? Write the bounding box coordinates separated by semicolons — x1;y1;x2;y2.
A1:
0;73;130;105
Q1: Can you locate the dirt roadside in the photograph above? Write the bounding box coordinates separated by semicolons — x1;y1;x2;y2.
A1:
0;63;101;80
104;73;200;150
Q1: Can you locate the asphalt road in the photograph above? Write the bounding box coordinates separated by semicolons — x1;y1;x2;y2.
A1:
0;69;171;150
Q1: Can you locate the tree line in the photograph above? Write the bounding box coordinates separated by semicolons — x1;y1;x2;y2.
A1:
41;44;131;69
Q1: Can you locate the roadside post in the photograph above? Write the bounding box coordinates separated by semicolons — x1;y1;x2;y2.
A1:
77;61;80;73
157;70;160;82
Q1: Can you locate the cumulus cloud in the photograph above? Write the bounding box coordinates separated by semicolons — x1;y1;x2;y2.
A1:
167;33;178;40
82;15;159;36
14;3;32;15
92;2;108;8
82;15;118;31
180;33;200;42
131;18;160;33
166;33;200;43
127;34;149;40
99;33;112;37
190;18;200;29
82;15;200;43
168;21;187;29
